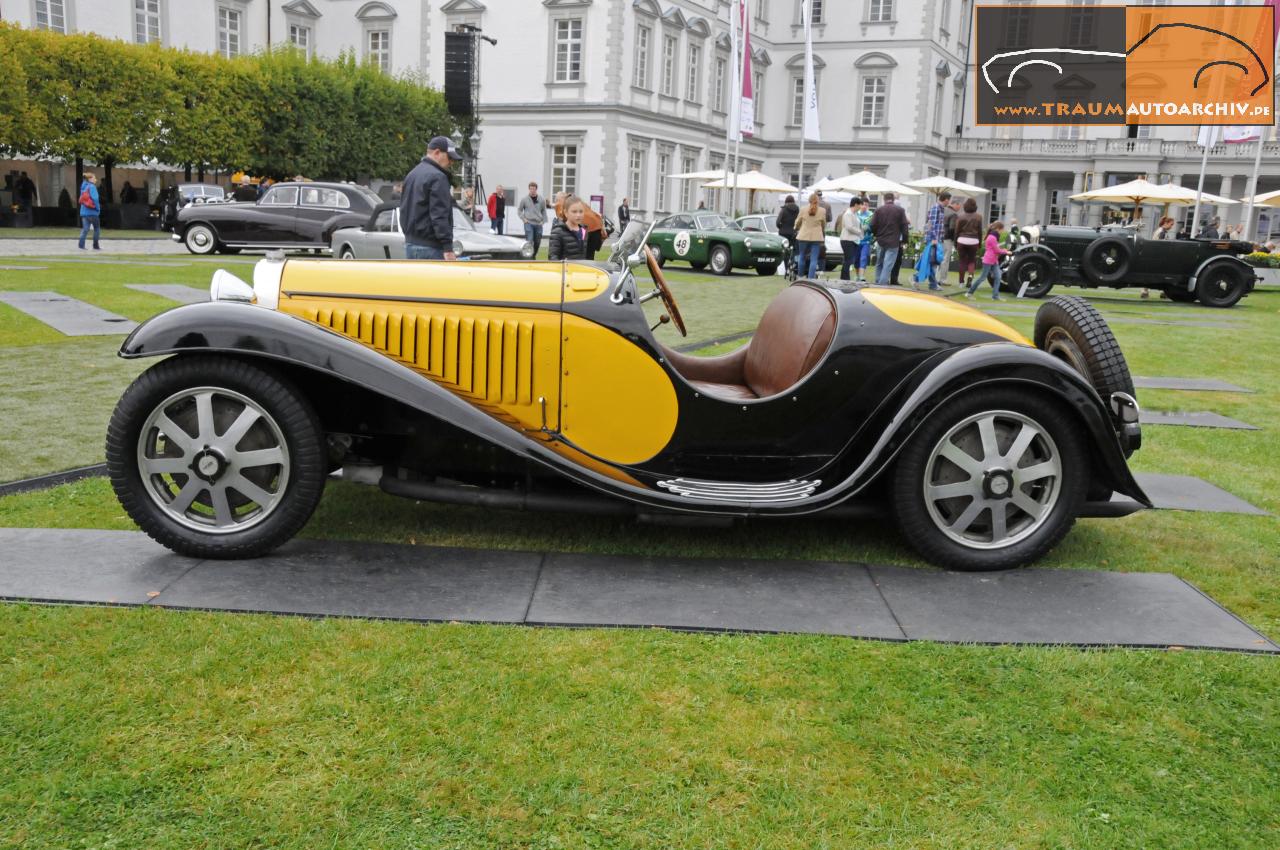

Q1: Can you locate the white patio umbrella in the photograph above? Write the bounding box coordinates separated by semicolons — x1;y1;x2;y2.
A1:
1241;188;1280;206
668;168;732;181
700;170;799;192
1069;178;1230;223
903;175;989;196
810;170;920;197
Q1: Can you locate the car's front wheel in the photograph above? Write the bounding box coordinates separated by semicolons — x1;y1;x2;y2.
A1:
649;245;666;268
184;224;219;256
1004;253;1056;298
709;244;732;275
892;388;1087;571
338;245;356;260
106;356;327;559
1196;262;1248;308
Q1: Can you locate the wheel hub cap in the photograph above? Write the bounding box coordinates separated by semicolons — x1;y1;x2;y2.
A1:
191;448;227;483
983;468;1014;499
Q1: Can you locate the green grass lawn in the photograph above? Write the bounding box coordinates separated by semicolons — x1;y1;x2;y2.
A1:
0;226;172;239
0;257;1277;848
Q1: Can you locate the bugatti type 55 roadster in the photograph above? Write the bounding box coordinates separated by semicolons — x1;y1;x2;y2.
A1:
107;223;1149;570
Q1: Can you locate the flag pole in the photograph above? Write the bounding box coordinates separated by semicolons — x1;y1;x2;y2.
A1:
798;0;808;198
1192;126;1213;237
730;0;743;216
725;0;739;216
1245;132;1264;243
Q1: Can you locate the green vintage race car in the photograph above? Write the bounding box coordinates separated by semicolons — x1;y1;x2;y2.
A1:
646;211;789;276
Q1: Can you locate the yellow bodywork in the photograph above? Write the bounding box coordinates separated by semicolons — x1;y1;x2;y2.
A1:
276;259;676;466
861;288;1031;345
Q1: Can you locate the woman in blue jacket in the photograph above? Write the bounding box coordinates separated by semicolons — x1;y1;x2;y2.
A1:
78;173;101;250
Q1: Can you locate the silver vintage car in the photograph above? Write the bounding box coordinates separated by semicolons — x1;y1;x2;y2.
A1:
331;202;535;261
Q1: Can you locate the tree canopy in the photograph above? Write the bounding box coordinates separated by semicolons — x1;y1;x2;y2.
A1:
0;23;455;180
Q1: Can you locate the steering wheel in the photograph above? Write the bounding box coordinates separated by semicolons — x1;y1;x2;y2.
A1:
643;245;687;337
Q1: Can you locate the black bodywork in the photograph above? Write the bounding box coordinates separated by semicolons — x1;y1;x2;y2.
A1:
173;181;379;251
1009;225;1258;304
119;275;1148;519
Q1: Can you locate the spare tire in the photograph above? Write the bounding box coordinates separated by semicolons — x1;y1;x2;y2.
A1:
1080;235;1132;285
1034;295;1134;399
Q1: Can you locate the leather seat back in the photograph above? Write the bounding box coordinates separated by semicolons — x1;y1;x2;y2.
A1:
743;284;836;398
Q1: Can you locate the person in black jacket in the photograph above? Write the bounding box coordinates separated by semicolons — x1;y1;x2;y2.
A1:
548;195;588;260
399;136;461;260
776;195;800;275
617;198;631;229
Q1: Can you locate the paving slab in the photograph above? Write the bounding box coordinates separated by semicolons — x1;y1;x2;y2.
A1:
152;538;543;622
10;256;193;267
1130;472;1269;516
0;529;1273;651
1134;376;1253;393
527;553;904;638
869;566;1275;651
125;283;208;304
1141;410;1258;430
0;528;194;604
0;291;137;335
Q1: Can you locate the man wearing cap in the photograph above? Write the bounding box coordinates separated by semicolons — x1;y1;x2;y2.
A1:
399;135;461;261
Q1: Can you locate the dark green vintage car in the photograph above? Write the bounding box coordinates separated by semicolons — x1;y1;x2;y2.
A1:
646;211;789;276
1006;225;1258;307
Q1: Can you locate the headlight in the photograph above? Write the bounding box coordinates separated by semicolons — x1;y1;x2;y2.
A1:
744;237;753;248
520;241;535;259
453;240;464;255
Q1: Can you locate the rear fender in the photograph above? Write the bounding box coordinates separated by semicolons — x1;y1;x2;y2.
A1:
1188;255;1257;294
838;344;1149;507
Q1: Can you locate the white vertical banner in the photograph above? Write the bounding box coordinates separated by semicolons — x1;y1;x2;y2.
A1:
1196;125;1220;148
727;0;740;144
739;1;755;139
802;0;821;142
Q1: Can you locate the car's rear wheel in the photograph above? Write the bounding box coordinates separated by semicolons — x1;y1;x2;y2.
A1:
1080;236;1132;285
339;245;356;260
1004;253;1056;298
1195;262;1247;308
709;244;732;275
1034;295;1134;399
892;388;1087;571
755;262;779;276
106;355;327;560
184;224;218;256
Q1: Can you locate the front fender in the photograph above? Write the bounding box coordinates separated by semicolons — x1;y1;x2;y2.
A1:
1012;243;1060;271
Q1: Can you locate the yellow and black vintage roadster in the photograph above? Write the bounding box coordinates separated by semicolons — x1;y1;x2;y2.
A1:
107;223;1148;570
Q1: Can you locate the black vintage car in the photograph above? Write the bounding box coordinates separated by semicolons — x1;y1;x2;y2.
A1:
172;181;380;255
1005;225;1258;307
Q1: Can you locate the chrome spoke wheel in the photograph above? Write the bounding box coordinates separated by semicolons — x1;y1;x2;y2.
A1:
135;386;290;534
922;410;1062;550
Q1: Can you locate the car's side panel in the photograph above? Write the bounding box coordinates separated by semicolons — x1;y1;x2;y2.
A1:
278;259;567;304
861;289;1031;345
560;313;678;464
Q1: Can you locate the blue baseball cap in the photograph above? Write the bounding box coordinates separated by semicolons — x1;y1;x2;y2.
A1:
428;136;463;161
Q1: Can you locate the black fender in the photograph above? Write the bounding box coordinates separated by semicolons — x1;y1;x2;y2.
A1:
813;342;1150;510
1188;255;1257;295
118;304;1150;516
321;212;369;244
1010;243;1060;272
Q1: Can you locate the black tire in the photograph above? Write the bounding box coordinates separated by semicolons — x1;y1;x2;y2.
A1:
1004;253;1056;298
1165;288;1197;303
1034;295;1134;398
1080;236;1132;285
709;244;732;275
755;262;779;276
338;244;356;260
183;223;218;256
892;387;1088;570
106;355;327;560
1195;262;1247;308
649;245;666;268
689;260;706;270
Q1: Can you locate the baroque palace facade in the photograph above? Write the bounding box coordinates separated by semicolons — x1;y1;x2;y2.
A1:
7;0;1280;236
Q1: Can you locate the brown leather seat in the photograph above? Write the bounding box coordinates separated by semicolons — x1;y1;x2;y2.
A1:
661;283;837;401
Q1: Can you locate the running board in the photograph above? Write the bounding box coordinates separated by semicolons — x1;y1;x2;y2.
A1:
656;477;821;502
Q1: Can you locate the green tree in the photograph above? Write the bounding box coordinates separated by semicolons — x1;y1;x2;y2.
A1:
155;50;259;176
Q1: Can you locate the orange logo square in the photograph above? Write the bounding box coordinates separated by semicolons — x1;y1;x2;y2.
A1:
1125;5;1275;125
